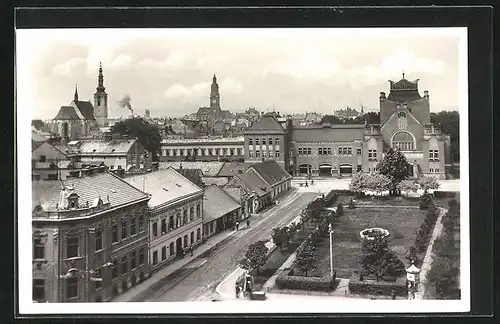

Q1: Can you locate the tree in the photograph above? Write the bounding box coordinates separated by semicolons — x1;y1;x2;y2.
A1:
367;172;392;196
239;240;269;276
360;234;389;282
419;192;434;210
376;148;412;195
111;117;162;161
271;227;286;252
364;112;381;125
296;240;317;277
319;115;343;125
430;111;459;162
405;246;419;265
397;179;419;198
349;171;368;194
418;176;440;194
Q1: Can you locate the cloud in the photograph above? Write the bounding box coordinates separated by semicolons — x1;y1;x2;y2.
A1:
219;78;243;94
379;48;446;76
109;54;133;69
138;52;188;69
164;82;210;98
51;58;87;76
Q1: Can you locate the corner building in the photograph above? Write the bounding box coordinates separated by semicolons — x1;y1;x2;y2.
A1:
243;74;451;179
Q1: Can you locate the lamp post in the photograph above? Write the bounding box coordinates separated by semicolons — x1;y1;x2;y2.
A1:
328;223;334;280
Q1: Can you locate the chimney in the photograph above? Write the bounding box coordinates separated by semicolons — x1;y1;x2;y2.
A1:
379;92;386;100
424;91;429;99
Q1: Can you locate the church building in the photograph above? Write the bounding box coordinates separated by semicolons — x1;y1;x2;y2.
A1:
196;74;233;122
49;63;109;140
243;73;452;179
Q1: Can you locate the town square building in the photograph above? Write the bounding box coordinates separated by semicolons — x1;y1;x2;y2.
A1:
243;74;451;179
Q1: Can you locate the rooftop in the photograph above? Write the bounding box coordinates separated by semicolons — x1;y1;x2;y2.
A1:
202;185;241;222
245;115;286;134
235;171;272;197
67;138;138;155
161;136;244;144
124;168;203;207
159;161;225;177
248;160;291;187
217;162;253;177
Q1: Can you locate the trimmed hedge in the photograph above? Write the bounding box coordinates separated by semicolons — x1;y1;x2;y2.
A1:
434;191;457;198
275;269;336;292
348;271;406;297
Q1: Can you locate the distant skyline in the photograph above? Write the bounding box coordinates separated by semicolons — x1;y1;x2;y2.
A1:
17;28;466;120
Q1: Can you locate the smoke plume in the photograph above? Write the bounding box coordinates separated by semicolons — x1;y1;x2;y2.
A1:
119;95;134;114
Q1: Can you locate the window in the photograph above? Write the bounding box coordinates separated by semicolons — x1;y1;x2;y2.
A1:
307;148;312;155
183;210;188;225
197;228;201;241
248;138;253;145
139;248;145;266
95;229;102;251
34;238;44;259
196;204;201;218
347;147;352;155
275;151;280;158
172;150;177;157
262;151;267;158
39;155;46;162
429;168;434;173
237;148;242;156
33;279;45;301
429;150;439;161
138;215;144;232
262;138;266;145
215;148;220;156
327;148;332;155
170;242;174;255
255;150;260;158
165;150;170;157
298;148;303;155
161;219;166;234
176;214;181;227
162;246;167;261
66;237;79;258
268;138;273;145
169;216;174;230
130;219;136;236
357;165;362;172
121;255;128;274
190;231;194;244
152;221;158;237
121;220;127;239
190;207;194;221
368;149;377;159
436;168;440;173
152;251;158;265
209;223;214;233
357;148;362;155
275;138;280;145
66;277;78;299
180;149;184;157
248;151;254;158
112;259;117;278
230;148;235;156
183;235;188;248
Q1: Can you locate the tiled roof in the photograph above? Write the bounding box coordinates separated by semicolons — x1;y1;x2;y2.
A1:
197;107;215;115
54;106;80;120
292;125;364;142
159;161;225;177
223;187;241;203
203;177;229;186
32;171;149;213
202;185;241;222
71;139;138;155
74;100;96;121
387;90;422;102
247;160;291;187
235;172;271;197
175;168;204;188
247;115;286;133
124;168;203;207
217;162;253;177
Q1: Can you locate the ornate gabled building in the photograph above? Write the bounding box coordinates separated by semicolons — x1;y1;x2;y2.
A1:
50;63;109;140
243;74;451;179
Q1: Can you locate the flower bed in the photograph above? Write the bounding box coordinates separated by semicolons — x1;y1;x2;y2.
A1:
275;268;337;292
348;271;407;297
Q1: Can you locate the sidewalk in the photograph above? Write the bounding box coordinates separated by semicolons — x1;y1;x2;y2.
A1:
112;229;239;302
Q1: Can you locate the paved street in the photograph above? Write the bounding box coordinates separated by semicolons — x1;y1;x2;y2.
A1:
129;189;318;302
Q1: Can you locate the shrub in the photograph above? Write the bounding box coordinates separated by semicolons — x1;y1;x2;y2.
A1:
434;191;457;198
275;270;336;292
337;203;344;216
348;271;406;297
348;197;356;209
419;193;433;210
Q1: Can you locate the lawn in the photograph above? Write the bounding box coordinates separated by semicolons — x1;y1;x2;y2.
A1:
294;206;428;279
333;194;455;209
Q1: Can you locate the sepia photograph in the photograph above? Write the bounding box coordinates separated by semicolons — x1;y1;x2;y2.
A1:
17;26;469;314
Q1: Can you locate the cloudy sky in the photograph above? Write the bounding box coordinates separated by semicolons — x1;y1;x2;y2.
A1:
17;28;466;120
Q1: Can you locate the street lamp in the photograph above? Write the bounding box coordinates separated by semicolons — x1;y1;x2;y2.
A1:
328;223;334;280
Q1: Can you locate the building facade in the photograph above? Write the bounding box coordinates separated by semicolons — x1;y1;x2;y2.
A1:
123;168;204;273
160;137;245;162
243;74;451;179
202;185;241;238
32;171;150;303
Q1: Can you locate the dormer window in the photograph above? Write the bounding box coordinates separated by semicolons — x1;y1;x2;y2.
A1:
67;193;79;209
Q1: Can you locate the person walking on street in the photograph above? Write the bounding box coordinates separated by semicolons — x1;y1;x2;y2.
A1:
246;219;250;228
236;221;240;231
235;284;240;298
189;244;193;256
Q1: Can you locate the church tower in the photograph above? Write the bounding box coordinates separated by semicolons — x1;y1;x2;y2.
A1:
94;62;108;127
210;74;221;118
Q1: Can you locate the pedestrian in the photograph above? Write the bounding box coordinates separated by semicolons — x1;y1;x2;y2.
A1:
189;244;193;256
235;284;240;298
311;179;314;185
391;290;396;300
305;181;308;187
236;221;240;231
246;219;250;228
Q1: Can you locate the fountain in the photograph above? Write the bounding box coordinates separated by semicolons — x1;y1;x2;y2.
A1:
360;227;390;241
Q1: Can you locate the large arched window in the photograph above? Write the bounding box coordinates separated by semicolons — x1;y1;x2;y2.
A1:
397;111;408;129
392;131;415;151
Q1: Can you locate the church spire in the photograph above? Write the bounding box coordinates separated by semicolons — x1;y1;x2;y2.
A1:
402;70;405;79
96;62;105;92
74;84;78;102
213;74;217;83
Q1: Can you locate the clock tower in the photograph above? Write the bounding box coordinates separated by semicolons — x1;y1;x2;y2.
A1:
94;62;108;127
210;74;221;118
